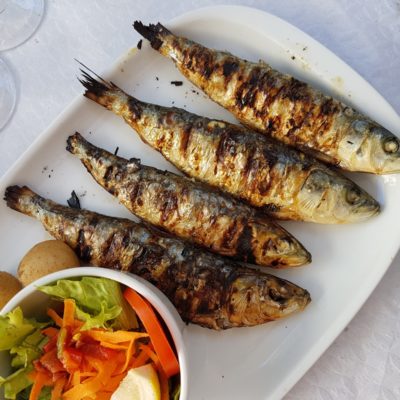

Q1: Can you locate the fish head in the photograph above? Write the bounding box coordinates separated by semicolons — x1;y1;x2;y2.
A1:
338;120;400;174
296;168;380;223
227;273;311;326
252;219;311;267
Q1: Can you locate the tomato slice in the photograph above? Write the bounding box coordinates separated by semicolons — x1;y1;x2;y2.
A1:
80;343;118;361
123;288;180;378
40;348;65;374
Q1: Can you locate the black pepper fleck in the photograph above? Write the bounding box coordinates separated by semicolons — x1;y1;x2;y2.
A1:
114;146;119;155
171;81;183;86
67;190;81;209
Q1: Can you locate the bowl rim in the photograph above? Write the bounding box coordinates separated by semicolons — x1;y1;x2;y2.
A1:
1;266;188;400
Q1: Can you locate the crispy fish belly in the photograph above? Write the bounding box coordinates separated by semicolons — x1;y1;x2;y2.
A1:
79;72;379;224
133;22;400;174
4;185;311;329
67;133;310;268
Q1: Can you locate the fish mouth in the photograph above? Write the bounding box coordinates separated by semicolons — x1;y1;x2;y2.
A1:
380;157;400;174
262;236;311;268
279;286;311;316
350;195;381;222
280;245;312;268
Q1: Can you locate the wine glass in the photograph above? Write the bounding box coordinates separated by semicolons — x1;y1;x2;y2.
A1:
0;0;44;130
0;57;17;131
0;0;45;51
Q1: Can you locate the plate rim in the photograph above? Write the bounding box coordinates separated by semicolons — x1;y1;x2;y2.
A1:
1;5;399;400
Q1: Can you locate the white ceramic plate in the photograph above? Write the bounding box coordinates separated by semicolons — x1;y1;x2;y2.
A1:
0;5;399;400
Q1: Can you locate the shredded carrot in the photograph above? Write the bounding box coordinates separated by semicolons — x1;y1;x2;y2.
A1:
29;371;52;400
63;359;116;400
42;327;59;337
82;329;148;343
131;348;151;369
138;344;169;400
139;343;159;365
158;367;169;400
102;373;127;393
94;392;112;400
50;376;66;400
117;338;134;374
124;287;180;378
62;299;76;328
99;341;130;350
71;371;80;387
47;308;63;327
34;297;167;400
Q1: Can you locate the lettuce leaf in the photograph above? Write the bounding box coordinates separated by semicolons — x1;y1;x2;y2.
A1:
10;329;47;368
0;308;44;351
75;302;121;330
172;383;181;400
39;277;137;330
0;366;33;400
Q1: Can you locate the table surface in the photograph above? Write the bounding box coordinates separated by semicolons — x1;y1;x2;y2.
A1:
1;0;399;399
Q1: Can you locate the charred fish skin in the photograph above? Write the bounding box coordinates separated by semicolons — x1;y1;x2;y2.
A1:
133;22;400;175
79;72;380;224
67;132;310;268
4;185;311;330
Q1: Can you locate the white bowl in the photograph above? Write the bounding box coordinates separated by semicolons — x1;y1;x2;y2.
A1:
0;267;188;400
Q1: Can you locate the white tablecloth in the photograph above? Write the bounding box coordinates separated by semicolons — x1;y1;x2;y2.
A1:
1;1;399;398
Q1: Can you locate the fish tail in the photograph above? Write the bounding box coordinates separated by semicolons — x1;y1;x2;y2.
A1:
133;21;171;50
78;64;143;120
4;185;39;217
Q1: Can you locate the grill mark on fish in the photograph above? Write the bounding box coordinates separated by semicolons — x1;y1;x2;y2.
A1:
222;60;239;78
220;220;241;249
78;71;380;224
127;98;142;119
235;224;255;264
216;131;237;164
180;123;192;155
160;192;179;223
183;45;214;79
133;22;400;174
67;133;311;267
104;165;114;182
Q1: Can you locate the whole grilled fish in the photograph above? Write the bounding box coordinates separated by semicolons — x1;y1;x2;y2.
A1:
67;132;310;268
79;71;379;224
133;21;400;174
4;185;311;329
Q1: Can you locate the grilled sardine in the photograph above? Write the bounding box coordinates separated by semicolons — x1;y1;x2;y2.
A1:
67;132;310;268
79;72;379;224
134;22;400;174
4;185;311;329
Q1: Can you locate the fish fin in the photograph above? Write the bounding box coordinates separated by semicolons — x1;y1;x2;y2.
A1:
133;21;170;50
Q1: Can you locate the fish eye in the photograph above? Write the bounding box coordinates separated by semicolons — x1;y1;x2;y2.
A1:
346;188;361;205
383;138;399;154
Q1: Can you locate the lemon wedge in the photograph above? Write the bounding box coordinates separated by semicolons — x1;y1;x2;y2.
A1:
111;364;161;400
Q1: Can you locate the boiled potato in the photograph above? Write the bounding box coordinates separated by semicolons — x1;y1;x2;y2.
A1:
18;240;80;286
0;271;22;309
